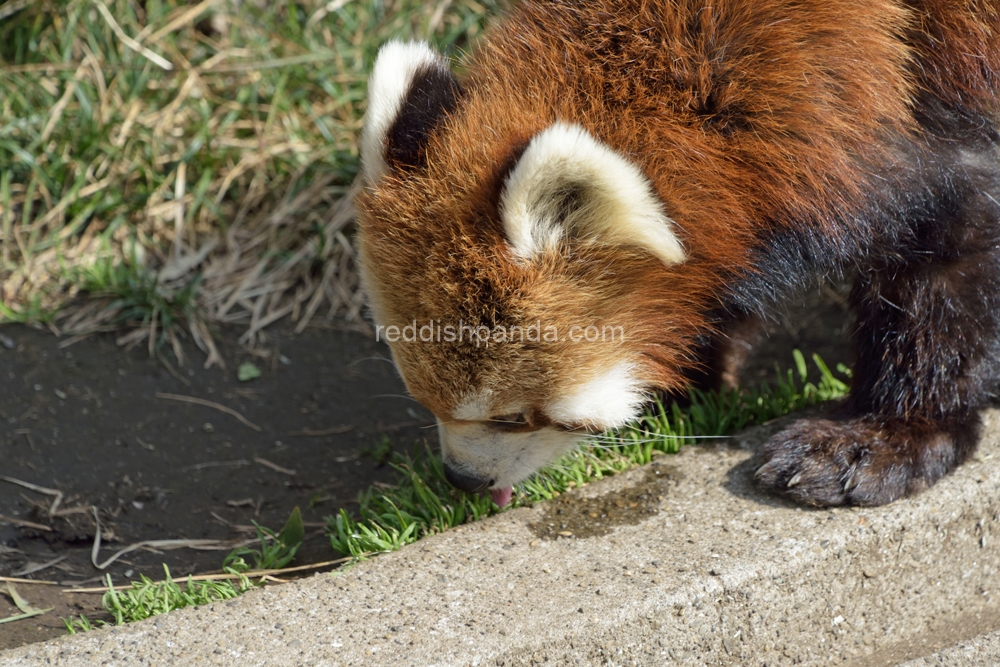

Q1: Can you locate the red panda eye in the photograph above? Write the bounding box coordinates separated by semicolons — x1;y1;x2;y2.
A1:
554;422;586;433
490;413;528;425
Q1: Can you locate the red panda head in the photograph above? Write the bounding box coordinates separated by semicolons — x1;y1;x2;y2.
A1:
356;42;705;503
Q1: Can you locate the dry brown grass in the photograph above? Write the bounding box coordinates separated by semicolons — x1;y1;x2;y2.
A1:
0;0;501;366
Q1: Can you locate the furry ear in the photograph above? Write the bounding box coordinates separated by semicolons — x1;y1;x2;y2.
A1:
361;41;461;182
501;123;686;266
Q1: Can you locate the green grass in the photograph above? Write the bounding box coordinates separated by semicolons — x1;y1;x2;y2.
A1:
0;0;504;348
329;351;851;560
62;613;100;635
73;244;199;324
104;565;255;624
223;506;305;573
61;508;303;632
63;565;256;631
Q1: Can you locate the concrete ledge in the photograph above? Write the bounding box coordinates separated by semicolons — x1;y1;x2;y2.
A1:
897;628;1000;667
5;410;1000;666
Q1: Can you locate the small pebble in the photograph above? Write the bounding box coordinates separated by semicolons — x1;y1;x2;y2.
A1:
0;334;14;349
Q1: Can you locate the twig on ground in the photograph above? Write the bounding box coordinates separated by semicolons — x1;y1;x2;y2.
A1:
56;333;95;349
0;577;59;586
12;555;68;577
135;436;156;451
0;515;53;532
253;457;296;476
156;351;191;386
155;392;261;431
90;503;262;569
0;476;63;516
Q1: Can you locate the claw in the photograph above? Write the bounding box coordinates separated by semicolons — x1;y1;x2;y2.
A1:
843;467;859;492
754;462;775;481
787;472;803;488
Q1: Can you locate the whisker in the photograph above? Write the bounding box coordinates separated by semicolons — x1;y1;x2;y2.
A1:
368;393;422;403
428;418;464;428
585;442;645;449
585;441;680;450
615;426;732;439
586;432;731;443
347;355;396;367
486;417;528;425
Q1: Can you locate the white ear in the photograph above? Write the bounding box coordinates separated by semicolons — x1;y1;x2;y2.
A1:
501;123;686;266
361;41;458;182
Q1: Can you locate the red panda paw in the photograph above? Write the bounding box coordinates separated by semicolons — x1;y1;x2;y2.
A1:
753;416;978;507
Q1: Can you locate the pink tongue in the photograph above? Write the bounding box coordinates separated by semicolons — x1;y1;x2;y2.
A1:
490;486;513;508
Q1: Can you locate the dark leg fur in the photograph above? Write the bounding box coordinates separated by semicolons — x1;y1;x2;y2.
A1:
684;313;765;394
756;415;981;506
757;135;1000;507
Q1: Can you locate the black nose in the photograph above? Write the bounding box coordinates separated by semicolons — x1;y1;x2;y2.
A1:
443;463;492;494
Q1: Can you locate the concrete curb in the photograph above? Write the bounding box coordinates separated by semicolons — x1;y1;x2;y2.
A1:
897;628;1000;667
4;411;1000;666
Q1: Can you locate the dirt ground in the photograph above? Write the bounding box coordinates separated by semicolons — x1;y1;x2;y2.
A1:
0;285;854;650
0;321;436;647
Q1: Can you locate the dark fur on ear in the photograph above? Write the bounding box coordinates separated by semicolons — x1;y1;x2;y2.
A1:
361;42;461;181
386;65;461;171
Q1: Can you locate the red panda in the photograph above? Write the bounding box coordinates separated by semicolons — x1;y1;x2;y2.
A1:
355;1;1000;508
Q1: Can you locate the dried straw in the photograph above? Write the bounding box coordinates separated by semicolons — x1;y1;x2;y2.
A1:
1;0;497;364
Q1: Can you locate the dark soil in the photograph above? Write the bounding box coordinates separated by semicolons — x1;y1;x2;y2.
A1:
0;322;435;648
0;284;854;650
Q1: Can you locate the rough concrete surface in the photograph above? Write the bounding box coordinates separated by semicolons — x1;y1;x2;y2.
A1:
896;628;1000;667
4;410;1000;667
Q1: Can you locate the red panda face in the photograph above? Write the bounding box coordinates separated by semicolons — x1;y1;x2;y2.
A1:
356;42;696;504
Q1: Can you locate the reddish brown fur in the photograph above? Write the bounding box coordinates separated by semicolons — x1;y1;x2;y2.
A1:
905;0;1000;112
357;0;1000;503
360;0;996;404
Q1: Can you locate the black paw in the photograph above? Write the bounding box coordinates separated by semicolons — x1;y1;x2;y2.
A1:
754;416;978;507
